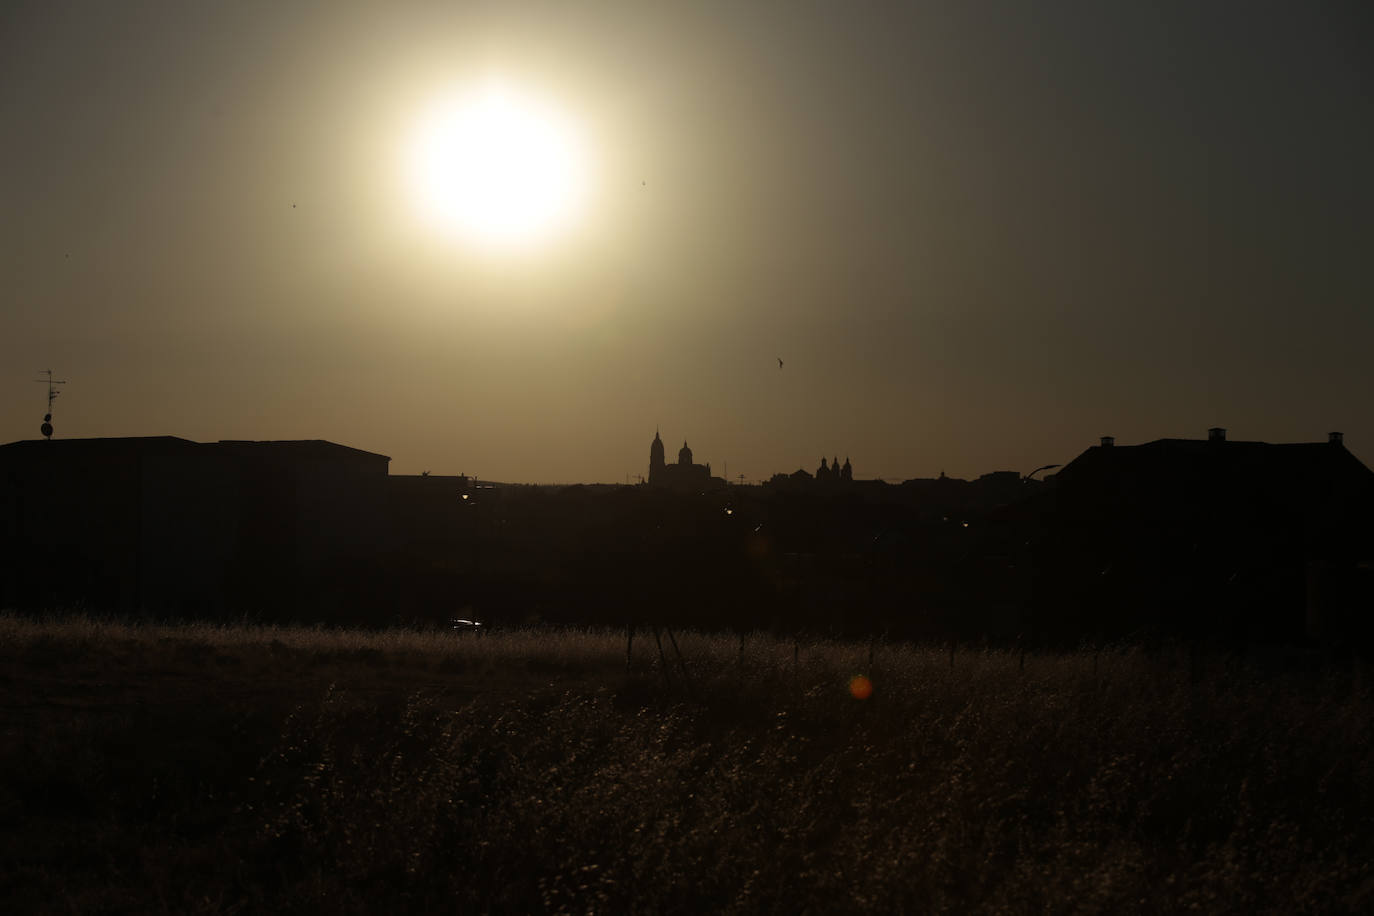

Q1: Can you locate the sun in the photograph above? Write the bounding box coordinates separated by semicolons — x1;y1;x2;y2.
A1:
408;82;589;248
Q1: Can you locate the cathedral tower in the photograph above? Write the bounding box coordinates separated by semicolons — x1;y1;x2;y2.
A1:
649;429;666;484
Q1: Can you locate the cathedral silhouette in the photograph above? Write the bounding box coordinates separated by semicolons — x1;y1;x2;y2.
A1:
648;429;717;490
647;430;855;490
816;456;853;482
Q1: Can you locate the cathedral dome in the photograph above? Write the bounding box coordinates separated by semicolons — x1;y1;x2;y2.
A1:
678;441;693;465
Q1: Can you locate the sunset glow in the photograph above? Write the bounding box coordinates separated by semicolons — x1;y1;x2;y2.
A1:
6;3;1373;483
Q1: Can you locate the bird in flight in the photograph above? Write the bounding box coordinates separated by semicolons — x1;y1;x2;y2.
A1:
778;357;784;369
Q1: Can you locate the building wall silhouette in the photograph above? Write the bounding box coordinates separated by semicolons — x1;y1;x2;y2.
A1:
1032;429;1374;645
0;437;390;615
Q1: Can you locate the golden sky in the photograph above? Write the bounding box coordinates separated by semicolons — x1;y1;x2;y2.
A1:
4;2;1372;481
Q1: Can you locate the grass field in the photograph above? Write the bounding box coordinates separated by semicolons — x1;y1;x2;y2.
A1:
2;613;1372;914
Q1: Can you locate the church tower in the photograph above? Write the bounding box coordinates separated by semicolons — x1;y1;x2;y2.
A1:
678;441;694;465
649;429;666;484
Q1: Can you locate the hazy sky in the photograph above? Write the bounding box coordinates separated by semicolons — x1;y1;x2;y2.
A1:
4;1;1372;482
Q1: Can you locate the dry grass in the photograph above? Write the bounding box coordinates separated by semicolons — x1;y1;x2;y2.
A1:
1;612;1372;913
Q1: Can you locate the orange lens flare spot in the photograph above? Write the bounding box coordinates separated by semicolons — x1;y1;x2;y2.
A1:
848;674;873;700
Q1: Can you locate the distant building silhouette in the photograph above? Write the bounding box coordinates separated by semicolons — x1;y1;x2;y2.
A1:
813;456;854;483
767;453;858;489
647;430;720;491
892;468;1029;518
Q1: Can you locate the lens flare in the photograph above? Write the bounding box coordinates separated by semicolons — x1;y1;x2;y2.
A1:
848;674;873;700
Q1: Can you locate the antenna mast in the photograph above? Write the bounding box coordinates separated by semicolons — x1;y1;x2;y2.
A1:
35;369;66;439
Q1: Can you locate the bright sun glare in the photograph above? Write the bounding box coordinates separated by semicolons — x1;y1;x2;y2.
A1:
408;83;589;248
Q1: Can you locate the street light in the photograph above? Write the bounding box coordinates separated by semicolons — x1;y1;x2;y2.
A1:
1023;463;1059;481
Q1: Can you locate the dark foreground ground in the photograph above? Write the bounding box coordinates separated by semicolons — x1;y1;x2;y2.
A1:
1;615;1372;914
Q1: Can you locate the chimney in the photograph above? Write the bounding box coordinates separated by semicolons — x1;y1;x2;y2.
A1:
1208;427;1226;442
1099;436;1115;447
1329;431;1344;445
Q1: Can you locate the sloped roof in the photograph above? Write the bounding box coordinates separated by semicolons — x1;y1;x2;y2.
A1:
0;436;390;464
1059;437;1372;481
213;440;390;462
0;436;200;457
1053;436;1374;524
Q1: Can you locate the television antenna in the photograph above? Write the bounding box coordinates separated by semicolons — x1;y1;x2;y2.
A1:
35;369;66;439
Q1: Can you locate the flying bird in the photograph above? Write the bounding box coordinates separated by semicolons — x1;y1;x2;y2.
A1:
778;358;784;369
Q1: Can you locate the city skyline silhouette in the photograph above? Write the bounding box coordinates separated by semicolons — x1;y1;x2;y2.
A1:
5;5;1374;910
4;3;1372;482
